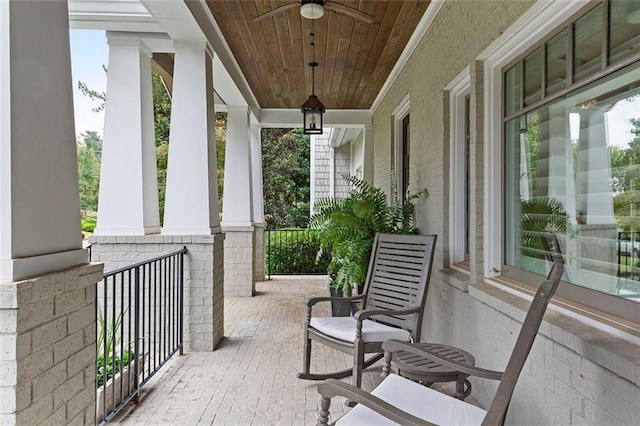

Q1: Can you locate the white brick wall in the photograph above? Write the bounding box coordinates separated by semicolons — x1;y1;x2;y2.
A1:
0;263;103;425
223;227;256;297
373;0;640;424
89;234;225;352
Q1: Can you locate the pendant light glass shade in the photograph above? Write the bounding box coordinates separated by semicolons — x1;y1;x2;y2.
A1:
302;94;325;134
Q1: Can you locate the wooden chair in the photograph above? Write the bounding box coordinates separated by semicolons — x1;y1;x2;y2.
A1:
317;260;564;425
298;233;437;388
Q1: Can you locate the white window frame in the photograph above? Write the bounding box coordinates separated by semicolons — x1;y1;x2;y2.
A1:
446;68;470;264
392;94;410;198
478;0;590;278
479;0;640;328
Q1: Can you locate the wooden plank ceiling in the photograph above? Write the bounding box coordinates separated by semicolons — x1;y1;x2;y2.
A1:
206;0;431;110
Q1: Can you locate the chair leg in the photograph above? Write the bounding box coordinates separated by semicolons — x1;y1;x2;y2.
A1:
381;350;392;378
302;330;312;374
353;340;364;388
318;395;331;425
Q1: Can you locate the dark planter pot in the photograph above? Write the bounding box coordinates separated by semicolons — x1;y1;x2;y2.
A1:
329;285;359;317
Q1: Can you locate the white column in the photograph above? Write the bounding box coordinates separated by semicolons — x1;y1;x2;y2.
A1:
250;116;265;281
222;106;253;227
94;32;160;236
0;0;87;281
576;109;615;224
363;125;374;184
162;41;220;235
0;3;98;425
250;117;264;226
222;106;255;295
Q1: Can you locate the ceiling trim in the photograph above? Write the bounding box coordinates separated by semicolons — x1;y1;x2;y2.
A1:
370;0;446;114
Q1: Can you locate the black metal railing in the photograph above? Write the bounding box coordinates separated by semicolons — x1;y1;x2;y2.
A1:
96;247;187;424
265;228;330;279
618;231;640;281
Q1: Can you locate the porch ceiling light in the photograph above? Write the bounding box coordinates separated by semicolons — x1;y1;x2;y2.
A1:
300;1;324;20
302;32;325;135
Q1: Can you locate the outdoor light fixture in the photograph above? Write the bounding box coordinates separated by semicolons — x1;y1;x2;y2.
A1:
300;1;324;20
301;33;325;135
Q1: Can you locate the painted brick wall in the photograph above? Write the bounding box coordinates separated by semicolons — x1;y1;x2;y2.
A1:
223;228;256;297
0;264;103;425
372;0;640;424
89;234;225;352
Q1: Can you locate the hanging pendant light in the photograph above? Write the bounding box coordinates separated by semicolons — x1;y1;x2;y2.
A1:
302;33;325;134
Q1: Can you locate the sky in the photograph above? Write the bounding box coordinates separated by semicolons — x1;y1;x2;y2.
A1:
69;29;108;139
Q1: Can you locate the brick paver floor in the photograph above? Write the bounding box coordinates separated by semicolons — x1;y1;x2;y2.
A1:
112;276;386;425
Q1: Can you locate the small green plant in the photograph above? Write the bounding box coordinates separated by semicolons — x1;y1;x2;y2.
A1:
96;306;131;386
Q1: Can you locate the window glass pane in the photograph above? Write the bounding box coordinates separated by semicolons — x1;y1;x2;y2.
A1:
546;30;568;96
504;63;521;116
505;62;640;302
609;0;640;65
524;48;542;106
573;4;603;82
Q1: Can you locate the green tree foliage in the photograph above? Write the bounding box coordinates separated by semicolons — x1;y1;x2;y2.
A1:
77;65;107;113
216;113;227;210
613;118;640;230
261;128;310;229
152;73;171;221
77;132;102;232
79;70;227;224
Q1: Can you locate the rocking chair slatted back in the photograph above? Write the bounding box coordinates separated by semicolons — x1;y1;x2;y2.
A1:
363;234;437;339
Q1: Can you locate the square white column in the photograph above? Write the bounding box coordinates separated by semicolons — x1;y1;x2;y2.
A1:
162;41;220;235
94;33;160;236
0;0;87;281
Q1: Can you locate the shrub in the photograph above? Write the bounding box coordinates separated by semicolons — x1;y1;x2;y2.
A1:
266;229;331;275
81;218;97;233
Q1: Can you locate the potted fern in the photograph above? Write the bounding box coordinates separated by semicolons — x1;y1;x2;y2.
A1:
309;175;428;315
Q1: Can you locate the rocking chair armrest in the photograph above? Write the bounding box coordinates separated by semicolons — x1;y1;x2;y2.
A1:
318;379;436;426
354;306;420;321
306;294;365;308
382;340;504;381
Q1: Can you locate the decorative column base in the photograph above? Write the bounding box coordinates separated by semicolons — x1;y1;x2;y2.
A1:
89;234;225;352
0;264;103;425
222;226;256;296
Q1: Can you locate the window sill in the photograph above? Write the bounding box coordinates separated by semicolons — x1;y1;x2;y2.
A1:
441;266;470;292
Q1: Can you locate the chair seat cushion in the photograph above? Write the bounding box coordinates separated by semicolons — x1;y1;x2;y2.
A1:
337;374;487;425
310;317;411;343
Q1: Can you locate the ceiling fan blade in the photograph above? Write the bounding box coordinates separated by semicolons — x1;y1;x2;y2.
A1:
252;3;300;23
324;2;375;24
